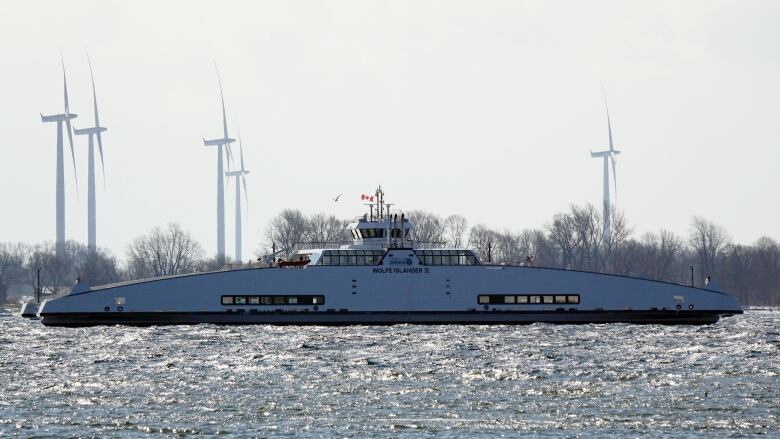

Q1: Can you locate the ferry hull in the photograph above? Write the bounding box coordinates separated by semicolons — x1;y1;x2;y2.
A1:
40;309;739;326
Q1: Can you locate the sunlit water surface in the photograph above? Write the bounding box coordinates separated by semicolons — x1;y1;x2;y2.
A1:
0;309;778;437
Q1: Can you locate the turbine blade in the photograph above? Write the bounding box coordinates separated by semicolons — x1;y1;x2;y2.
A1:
215;63;229;141
242;174;249;222
62;57;79;194
238;127;245;171
86;49;100;127
97;132;106;189
611;155;618;204
225;144;234;171
600;84;614;152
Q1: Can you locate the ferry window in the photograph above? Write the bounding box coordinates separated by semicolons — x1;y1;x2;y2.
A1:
567;295;580;304
234;296;246;305
322;254;333;265
261;297;272;304
249;297;260;305
543;296;554;304
273;296;285;304
517;295;528;304
555;295;566;304
478;295;489;304
529;295;541;304
504;296;516;304
221;296;234;305
348;254;357;265
286;297;298;304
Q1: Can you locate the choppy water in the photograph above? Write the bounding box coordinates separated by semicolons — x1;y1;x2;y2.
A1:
0;310;778;438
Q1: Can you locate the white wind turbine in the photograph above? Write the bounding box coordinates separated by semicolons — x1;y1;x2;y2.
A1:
203;66;235;265
590;88;621;244
40;56;78;258
74;53;107;252
225;134;250;263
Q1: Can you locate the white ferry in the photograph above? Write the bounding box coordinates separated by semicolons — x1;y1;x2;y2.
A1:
38;189;742;326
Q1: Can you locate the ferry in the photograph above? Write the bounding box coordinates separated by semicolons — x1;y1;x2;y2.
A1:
38;188;742;326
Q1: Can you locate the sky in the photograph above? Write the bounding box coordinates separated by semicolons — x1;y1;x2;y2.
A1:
0;0;778;261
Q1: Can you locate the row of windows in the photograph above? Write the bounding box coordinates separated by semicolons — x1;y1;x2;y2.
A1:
221;295;325;306
415;250;479;266
478;294;581;305
316;250;386;266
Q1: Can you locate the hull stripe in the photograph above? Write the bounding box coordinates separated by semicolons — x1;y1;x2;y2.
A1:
40;309;740;326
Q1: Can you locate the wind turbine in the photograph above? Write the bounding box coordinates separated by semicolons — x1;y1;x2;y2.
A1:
74;52;107;253
590;87;621;244
40;56;78;258
203;66;235;265
225;134;249;263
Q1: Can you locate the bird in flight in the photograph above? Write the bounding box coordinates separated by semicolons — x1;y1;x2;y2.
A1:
332;194;343;202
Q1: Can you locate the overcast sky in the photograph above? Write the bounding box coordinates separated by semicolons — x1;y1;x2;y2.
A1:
1;0;778;260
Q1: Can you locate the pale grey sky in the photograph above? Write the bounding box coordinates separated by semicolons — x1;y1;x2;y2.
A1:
1;0;778;259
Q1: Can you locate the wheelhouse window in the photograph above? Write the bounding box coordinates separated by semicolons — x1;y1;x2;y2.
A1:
358;228;385;239
221;295;325;306
415;250;480;266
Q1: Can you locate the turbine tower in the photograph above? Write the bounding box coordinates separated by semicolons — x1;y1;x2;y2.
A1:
40;57;78;257
203;67;234;265
226;136;250;263
590;88;620;244
74;53;107;253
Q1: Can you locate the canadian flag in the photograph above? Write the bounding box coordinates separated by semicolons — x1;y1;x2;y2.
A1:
360;194;375;202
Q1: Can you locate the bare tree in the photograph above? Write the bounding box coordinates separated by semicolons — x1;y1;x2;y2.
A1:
407;210;444;247
570;204;603;271
126;223;204;279
689;216;730;283
264;209;307;254
468;224;499;262
0;243;25;304
444;214;469;248
547;212;580;269
305;213;350;245
77;248;122;286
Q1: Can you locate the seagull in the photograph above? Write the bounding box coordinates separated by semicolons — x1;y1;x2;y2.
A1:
332;194;343;202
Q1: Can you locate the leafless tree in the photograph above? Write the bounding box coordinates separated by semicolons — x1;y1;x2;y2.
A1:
468;224;499;262
77;248;122;286
444;214;469;248
570;204;603;271
547;212;580;269
126;223;204;279
305;213;350;245
407;210;444;247
0;243;25;304
264;209;308;254
689;216;730;283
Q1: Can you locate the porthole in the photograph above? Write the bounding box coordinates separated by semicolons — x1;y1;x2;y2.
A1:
483;305;489;310
104;306;110;312
117;306;124;312
688;304;694;310
676;304;682;310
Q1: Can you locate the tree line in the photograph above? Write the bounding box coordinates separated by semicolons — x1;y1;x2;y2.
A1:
1;206;777;306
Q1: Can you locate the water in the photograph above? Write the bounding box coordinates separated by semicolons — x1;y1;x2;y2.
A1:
0;310;778;438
